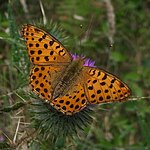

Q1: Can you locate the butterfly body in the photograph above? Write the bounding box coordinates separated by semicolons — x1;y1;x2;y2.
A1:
21;24;131;115
53;58;85;99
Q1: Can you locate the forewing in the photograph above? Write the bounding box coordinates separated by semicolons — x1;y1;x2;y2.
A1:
50;84;88;115
21;24;72;65
83;67;131;104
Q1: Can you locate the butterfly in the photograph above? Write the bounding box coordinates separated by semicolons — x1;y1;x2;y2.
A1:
21;24;131;115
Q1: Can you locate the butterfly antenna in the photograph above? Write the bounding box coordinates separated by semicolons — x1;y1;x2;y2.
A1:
77;15;94;54
78;24;83;50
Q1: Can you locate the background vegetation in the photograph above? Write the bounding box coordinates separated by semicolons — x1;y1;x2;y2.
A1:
0;0;150;149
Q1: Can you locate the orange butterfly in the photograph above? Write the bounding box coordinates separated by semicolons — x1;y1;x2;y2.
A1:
21;24;131;115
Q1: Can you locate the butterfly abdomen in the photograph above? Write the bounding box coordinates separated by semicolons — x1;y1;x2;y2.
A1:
53;59;84;99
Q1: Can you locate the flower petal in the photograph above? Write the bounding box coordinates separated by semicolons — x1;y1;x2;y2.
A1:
71;53;95;67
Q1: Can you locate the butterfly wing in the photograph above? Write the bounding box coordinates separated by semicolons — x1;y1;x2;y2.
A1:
21;24;73;101
83;67;131;104
21;24;72;65
50;83;88;115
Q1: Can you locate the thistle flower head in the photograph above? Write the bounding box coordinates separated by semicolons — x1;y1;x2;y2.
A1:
30;99;93;140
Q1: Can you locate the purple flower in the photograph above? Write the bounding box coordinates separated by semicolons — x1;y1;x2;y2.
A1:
71;53;96;67
0;135;4;142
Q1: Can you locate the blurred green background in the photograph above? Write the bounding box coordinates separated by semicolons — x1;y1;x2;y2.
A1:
0;0;150;149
